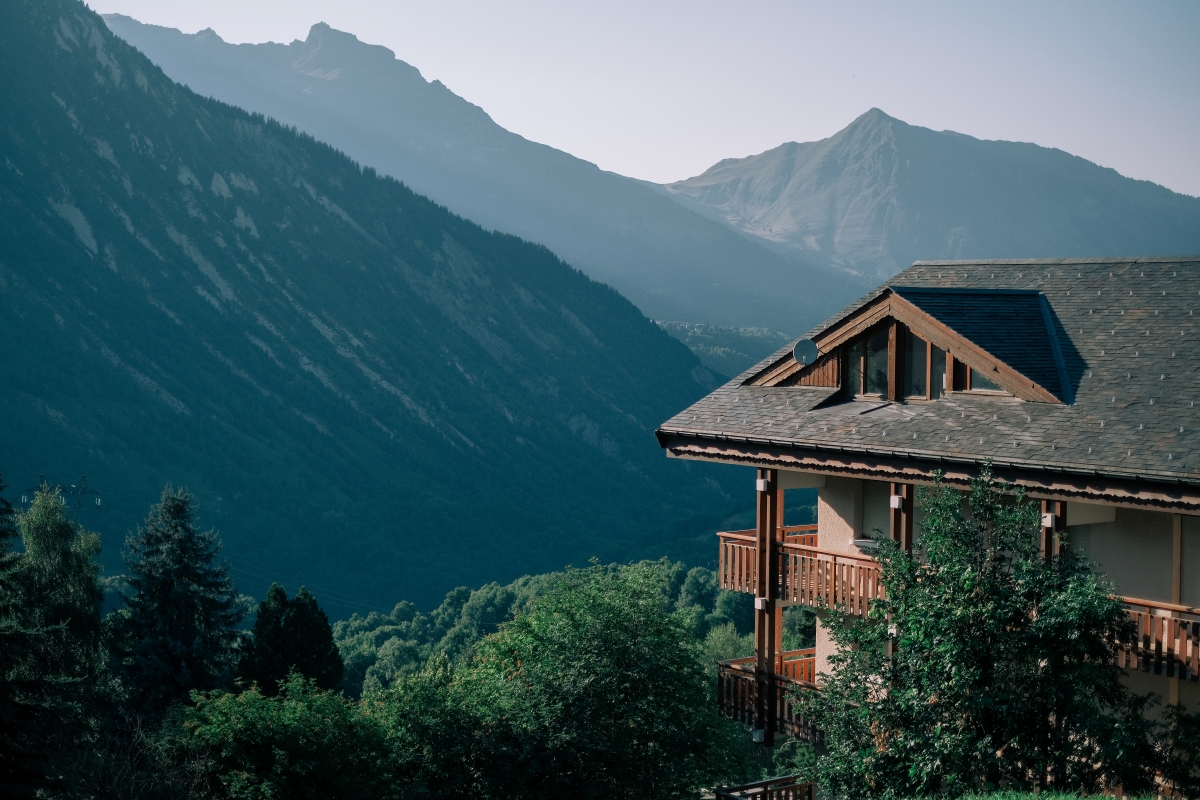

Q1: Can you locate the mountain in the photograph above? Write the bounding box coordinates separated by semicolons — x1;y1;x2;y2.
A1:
663;109;1200;282
0;0;744;615
101;15;857;335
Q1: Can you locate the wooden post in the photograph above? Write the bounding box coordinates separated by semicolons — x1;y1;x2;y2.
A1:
946;352;956;392
753;467;780;745
1040;499;1066;558
890;483;914;553
887;321;900;401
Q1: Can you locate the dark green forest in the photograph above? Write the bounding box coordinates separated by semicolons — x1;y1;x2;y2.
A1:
0;478;803;798
0;0;747;616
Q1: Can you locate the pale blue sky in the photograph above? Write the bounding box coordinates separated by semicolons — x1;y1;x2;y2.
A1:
95;0;1200;196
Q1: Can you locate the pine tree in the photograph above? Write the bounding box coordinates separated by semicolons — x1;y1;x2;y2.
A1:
113;486;250;719
0;483;103;796
239;584;343;695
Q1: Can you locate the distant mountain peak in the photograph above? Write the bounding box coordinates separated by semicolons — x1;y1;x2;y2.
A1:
663;110;1200;282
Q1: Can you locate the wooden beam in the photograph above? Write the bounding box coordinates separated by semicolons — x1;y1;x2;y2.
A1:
887;321;900;401
660;437;1200;514
753;468;780;746
890;483;914;553
1173;515;1183;605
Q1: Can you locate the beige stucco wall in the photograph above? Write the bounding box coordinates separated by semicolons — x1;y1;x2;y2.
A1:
816;476;863;555
1088;508;1174;603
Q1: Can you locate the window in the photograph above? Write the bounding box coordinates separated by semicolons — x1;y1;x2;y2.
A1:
845;327;889;397
865;328;888;395
970;367;1002;392
902;330;946;400
1184;516;1200;607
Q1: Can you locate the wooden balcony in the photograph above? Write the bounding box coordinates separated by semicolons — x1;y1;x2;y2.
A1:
716;649;822;742
717;528;883;616
718;532;1200;683
714;775;815;800
1116;596;1200;682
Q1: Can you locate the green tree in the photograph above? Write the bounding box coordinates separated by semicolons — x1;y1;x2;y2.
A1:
112;486;250;719
0;483;103;796
239;583;343;695
161;674;397;800
459;560;741;800
804;467;1156;799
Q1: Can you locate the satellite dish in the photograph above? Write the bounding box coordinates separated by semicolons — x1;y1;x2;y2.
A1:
792;339;819;366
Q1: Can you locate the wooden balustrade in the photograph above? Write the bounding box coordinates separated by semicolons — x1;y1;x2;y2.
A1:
717;530;885;616
717;531;758;594
1116;596;1200;682
716;650;822;742
715;775;815;800
777;543;882;616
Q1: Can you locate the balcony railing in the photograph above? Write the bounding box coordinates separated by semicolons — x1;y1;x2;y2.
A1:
714;775;815;800
1116;596;1200;682
718;531;1200;683
716;649;822;742
717;529;883;616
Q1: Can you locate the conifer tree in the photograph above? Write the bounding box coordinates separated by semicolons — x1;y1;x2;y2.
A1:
113;486;250;719
239;583;343;695
0;483;103;795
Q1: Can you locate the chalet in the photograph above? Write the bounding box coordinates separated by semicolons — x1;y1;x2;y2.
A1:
656;257;1200;744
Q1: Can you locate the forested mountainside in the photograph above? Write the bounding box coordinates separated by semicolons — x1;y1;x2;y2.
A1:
102;15;855;334
664;108;1200;283
0;0;745;614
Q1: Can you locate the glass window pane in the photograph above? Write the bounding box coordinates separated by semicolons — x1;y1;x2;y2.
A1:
971;367;1002;392
953;358;967;392
846;341;863;395
930;345;945;400
904;331;927;398
865;329;889;395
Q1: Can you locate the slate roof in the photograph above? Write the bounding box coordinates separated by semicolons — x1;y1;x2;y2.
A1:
891;287;1066;401
657;257;1200;488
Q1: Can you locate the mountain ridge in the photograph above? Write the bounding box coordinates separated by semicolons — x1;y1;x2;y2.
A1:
103;14;855;334
663;108;1200;281
1;0;741;614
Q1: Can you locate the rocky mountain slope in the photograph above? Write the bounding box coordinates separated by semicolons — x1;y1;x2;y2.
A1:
103;15;855;334
0;0;742;613
663;109;1200;282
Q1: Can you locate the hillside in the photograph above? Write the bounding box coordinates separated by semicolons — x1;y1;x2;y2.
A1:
663;108;1200;282
102;15;857;334
0;0;745;614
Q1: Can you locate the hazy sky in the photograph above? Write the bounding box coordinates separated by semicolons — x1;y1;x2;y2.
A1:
95;0;1200;196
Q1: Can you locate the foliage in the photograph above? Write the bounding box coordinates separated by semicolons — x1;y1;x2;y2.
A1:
1159;702;1200;799
239;584;343;695
803;467;1156;799
0;483;104;796
161;674;397;800
458;560;743;799
110;487;251;720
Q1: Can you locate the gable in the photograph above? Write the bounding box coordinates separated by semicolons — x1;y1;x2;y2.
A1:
749;286;1070;404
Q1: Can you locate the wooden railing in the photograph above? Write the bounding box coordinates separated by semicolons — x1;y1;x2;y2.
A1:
715;775;815;800
777;543;882;616
1116;596;1200;682
717;530;884;617
716;650;821;742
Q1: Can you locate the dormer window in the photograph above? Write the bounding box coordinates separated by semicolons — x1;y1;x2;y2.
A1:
750;287;1068;405
845;327;889;397
903;330;945;400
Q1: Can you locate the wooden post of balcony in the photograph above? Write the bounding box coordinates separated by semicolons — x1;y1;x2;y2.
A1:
1040;499;1066;558
753;467;781;745
890;482;914;554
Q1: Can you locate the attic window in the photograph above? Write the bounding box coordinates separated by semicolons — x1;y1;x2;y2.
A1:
951;359;1004;393
903;330;945;400
845;327;889;396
